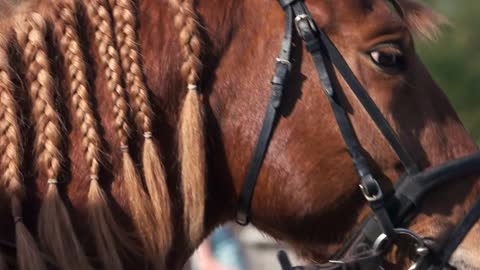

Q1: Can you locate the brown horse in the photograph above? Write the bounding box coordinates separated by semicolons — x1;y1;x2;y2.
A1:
0;0;478;269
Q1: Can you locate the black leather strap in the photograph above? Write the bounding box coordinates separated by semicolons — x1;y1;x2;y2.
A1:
277;251;293;270
316;29;419;175
236;7;294;225
289;0;418;177
278;250;383;270
290;0;396;240
438;195;480;266
278;0;298;9
393;152;480;223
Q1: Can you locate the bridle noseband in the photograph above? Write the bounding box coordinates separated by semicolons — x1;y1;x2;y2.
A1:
236;1;480;269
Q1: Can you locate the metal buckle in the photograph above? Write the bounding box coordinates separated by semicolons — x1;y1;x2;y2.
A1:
328;260;346;270
236;211;249;226
359;176;383;202
294;14;317;38
276;58;292;70
373;228;429;270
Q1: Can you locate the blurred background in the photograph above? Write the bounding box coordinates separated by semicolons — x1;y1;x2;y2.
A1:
419;0;480;144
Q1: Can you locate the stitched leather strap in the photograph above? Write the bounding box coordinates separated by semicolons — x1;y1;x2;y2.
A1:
439;196;480;265
316;30;419;175
236;6;294;225
277;0;298;9
290;0;397;240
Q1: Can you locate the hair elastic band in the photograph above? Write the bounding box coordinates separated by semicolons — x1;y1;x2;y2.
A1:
120;145;129;153
47;178;58;185
14;216;23;224
144;131;153;139
187;84;198;91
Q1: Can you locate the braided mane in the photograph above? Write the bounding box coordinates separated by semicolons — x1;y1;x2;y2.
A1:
0;0;206;269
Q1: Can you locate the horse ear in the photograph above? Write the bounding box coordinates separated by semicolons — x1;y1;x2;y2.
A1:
392;0;449;41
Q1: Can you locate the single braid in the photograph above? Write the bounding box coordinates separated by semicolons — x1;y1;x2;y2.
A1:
0;33;47;270
169;0;206;247
175;0;202;84
108;0;152;131
84;0;162;261
52;1;129;269
109;0;173;259
14;13;91;270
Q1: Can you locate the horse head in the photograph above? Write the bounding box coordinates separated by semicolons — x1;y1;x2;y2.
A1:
197;0;480;269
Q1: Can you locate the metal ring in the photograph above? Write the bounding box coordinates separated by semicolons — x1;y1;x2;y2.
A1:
373;228;426;252
373;228;429;270
373;233;389;252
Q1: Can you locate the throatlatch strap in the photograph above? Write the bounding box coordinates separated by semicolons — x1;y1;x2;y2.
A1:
236;7;294;225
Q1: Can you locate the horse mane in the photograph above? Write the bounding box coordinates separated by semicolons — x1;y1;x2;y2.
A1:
395;0;449;41
0;0;207;269
0;0;38;18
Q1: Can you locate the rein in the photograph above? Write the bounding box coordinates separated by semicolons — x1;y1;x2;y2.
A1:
236;1;480;269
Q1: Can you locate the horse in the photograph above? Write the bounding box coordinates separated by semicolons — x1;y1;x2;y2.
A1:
0;0;478;269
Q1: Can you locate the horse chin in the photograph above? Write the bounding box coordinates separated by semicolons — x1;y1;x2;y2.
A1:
285;240;341;266
449;248;480;270
447;224;480;270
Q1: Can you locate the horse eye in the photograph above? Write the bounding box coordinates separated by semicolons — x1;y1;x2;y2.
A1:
369;46;406;72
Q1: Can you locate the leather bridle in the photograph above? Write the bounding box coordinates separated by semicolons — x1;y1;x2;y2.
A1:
236;1;480;269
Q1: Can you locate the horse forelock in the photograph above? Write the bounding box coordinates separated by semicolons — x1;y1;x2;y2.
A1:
394;0;449;41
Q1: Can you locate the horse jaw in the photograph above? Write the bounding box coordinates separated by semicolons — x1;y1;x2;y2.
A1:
449;223;480;270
